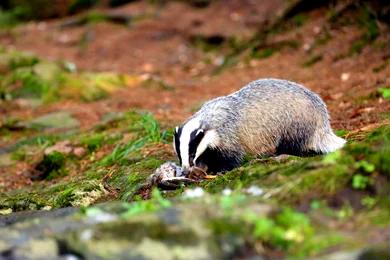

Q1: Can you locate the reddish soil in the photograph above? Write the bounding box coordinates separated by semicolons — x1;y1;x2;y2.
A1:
0;0;389;191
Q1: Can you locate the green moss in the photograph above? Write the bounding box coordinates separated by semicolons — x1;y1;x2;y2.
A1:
52;180;104;208
107;156;164;200
0;190;49;211
34;151;67;180
53;187;75;207
200;125;389;205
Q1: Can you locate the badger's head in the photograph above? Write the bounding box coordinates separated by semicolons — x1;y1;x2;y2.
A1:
173;118;220;173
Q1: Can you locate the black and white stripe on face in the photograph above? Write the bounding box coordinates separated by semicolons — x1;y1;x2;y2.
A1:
177;118;220;169
174;123;205;168
188;129;205;167
173;126;183;164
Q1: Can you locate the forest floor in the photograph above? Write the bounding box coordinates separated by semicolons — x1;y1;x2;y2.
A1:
0;0;389;259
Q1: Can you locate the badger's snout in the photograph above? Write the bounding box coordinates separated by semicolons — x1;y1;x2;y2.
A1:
182;164;208;180
182;164;206;174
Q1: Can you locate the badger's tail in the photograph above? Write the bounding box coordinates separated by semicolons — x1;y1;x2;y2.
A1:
310;130;346;154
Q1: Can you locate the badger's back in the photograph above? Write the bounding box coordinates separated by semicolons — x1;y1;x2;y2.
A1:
196;79;345;156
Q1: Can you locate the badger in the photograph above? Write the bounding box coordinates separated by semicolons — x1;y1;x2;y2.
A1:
173;78;346;174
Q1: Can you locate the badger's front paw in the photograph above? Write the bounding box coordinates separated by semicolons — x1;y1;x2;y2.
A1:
187;166;216;180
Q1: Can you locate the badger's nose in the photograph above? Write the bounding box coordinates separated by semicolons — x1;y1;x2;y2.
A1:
182;167;190;176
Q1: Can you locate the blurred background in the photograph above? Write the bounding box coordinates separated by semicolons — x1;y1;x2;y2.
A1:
0;0;388;126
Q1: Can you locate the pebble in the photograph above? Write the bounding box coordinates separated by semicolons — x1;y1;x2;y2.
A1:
182;187;205;199
341;73;350;82
245;185;264;196
222;188;232;196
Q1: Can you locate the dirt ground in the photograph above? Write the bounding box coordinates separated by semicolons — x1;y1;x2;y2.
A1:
0;0;389;191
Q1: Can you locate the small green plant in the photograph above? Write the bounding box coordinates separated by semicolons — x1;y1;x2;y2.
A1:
349;6;379;55
335;129;348;137
99;138;147;166
378;87;390;99
0;6;32;28
248;208;314;252
99;112;164;165
352;174;371;190
11;149;27;161
121;188;171;218
8;69;50;99
35;151;67;180
361;196;377;208
251;48;276;59
292;14;308;27
303;54;323;67
80;133;105;151
8;53;39;70
355;160;375;173
190;35;225;52
135;113;163;143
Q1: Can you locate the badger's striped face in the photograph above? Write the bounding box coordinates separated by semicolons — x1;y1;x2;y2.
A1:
173;118;219;170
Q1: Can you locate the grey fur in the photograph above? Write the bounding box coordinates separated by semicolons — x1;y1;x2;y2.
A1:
181;78;345;166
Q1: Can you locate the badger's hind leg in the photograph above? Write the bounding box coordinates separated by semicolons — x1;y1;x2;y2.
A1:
308;128;346;154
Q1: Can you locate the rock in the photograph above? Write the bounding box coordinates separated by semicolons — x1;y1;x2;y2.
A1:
73;147;87;158
340;73;350;82
44;141;86;157
32;61;62;82
0;200;272;259
359;245;390;260
0;154;13;167
44;140;73;155
26;111;80;130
